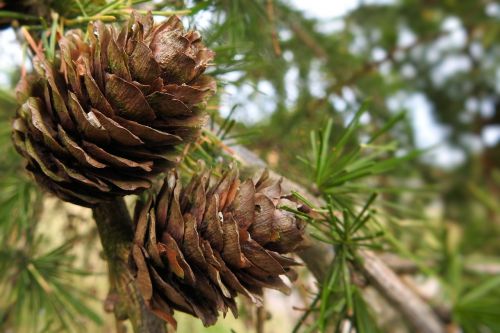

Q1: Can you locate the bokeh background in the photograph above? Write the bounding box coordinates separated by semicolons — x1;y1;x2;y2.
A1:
0;0;499;332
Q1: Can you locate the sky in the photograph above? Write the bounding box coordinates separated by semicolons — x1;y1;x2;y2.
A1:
0;28;23;87
292;0;360;18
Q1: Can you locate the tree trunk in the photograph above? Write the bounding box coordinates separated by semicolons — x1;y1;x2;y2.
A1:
93;198;166;333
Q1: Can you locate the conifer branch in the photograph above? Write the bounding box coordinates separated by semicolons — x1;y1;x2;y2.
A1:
227;137;447;333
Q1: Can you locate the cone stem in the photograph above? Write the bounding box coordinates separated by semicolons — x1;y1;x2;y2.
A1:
93;198;167;333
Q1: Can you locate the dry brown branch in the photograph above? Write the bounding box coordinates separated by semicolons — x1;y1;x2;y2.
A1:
288;21;328;59
266;0;282;57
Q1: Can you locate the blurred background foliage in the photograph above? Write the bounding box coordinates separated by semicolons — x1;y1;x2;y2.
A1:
0;0;499;332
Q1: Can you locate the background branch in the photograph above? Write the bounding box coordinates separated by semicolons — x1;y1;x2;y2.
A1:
380;253;500;276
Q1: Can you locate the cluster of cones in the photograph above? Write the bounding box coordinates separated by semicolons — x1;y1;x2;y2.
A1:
12;11;308;328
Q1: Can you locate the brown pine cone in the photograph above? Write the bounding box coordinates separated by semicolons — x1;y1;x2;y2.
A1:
130;166;306;328
12;13;215;206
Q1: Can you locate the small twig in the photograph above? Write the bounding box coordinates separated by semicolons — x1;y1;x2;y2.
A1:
255;296;266;333
288;21;327;59
63;15;116;25
266;0;282;57
292;294;320;333
20;27;44;58
116;9;191;17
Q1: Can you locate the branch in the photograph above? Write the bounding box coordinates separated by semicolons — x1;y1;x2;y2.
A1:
356;249;446;333
227;140;446;333
288;21;328;59
93;198;166;333
266;0;282;57
380;253;500;275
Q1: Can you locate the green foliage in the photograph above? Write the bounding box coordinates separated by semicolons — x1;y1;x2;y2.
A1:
454;276;500;333
437;226;500;333
287;107;498;331
0;238;103;333
0;52;100;333
0;90;102;331
286;193;382;333
299;105;419;198
0;0;189;28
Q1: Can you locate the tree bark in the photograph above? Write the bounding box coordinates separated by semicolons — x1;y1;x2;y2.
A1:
93;198;166;333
